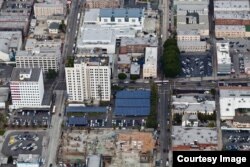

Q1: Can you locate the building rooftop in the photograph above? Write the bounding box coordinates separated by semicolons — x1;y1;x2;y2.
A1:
118;54;131;64
215;11;250;20
68;117;88;126
0;31;22;54
0;87;9;103
87;155;101;167
82;28;114;44
172;126;217;146
234;116;250;123
144;47;157;66
215;25;246;31
74;56;110;66
214;0;250;10
120;37;158;46
66;106;107;113
0;65;13;80
11;68;41;82
130;63;140;75
84;9;100;23
216;43;231;65
17;154;40;164
100;8;144;18
49;22;60;29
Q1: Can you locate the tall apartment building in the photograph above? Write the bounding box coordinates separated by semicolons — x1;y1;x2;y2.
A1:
86;0;120;8
34;1;65;17
216;43;231;75
10;68;44;109
143;47;157;79
65;56;111;102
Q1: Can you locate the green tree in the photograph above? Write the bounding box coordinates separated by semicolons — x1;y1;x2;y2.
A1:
210;88;216;96
130;75;139;81
46;69;58;79
118;73;127;80
0;113;7;129
146;83;158;129
59;20;66;33
173;113;182;125
7;156;13;164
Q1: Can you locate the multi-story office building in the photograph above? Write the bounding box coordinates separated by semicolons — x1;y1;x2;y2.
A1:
34;1;65;18
65;56;111;102
216;43;231;75
143;47;157;79
16;47;61;72
10;68;44;109
86;0;120;8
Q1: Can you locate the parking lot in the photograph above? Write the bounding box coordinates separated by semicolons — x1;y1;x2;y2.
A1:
222;130;250;151
180;53;213;77
9;110;51;128
2;131;44;156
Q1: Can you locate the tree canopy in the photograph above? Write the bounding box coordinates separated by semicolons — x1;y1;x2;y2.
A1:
118;73;127;80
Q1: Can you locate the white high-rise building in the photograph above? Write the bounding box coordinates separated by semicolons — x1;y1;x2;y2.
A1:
65;56;111;102
10;68;44;109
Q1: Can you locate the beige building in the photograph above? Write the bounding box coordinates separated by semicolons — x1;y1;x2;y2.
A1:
34;1;65;17
143;47;157;79
215;25;250;38
86;0;120;8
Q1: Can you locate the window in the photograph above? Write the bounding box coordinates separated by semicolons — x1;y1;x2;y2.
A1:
104;19;108;22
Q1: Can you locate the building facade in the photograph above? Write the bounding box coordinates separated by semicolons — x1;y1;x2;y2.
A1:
86;0;120;8
34;1;65;17
10;68;44;109
65;57;111;102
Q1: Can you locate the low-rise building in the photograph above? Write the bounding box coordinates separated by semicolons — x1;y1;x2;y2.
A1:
216;43;231;75
0;31;22;62
17;154;40;167
130;63;140;76
48;22;60;34
143;47;157;79
10;68;44;110
215;25;249;38
220;86;250;120
0;87;9;109
233;116;250;128
120;37;158;54
86;0;120;8
182;113;199;127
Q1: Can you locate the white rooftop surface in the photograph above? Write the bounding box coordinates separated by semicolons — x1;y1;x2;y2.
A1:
177;4;208;14
214;0;250;10
215;25;246;32
178;40;207;46
172;96;215;113
220;87;250;119
0;31;22;54
216;43;231;65
174;0;209;5
144;47;157;66
177;30;200;36
243;54;250;72
0;87;9;102
84;9;100;23
25;38;62;50
173;126;217;146
215;11;250;20
118;54;131;64
17;154;40;163
130;63;140;75
82;28;113;43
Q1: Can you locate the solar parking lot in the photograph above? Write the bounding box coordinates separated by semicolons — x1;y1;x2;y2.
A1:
180;53;213;77
9;110;51;128
1;131;44;156
222;130;250;151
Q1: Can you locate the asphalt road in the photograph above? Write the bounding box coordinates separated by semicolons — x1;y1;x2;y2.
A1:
158;83;171;167
159;0;169;42
46;90;65;167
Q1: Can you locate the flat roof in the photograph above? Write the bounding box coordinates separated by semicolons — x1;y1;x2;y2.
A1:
130;63;140;75
173;126;217;146
215;25;246;31
120;37;158;46
144;47;157;66
100;8;144;18
82;28;114;43
0;87;9;102
84;9;100;23
216;43;231;65
87;155;101;167
118;54;131;64
116;90;150;99
11;68;41;82
215;11;250;20
68;117;88;126
17;154;40;164
66;106;107;113
214;0;250;10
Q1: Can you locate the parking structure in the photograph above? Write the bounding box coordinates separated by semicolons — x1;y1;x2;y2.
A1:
180;52;213;77
1;131;44;156
222;129;250;151
9;109;51;128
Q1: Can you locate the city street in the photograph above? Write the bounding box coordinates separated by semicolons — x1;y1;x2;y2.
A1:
46;90;65;167
158;83;171;167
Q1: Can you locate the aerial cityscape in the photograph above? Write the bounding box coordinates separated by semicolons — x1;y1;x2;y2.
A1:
0;0;250;167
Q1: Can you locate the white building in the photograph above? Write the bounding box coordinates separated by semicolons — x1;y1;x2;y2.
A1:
17;154;40;167
0;31;22;61
65;56;111;102
34;1;65;18
10;68;44;109
143;47;157;79
16;46;61;73
182;113;199;127
77;25;116;54
214;0;250;12
215;25;249;38
220;86;250;120
216;43;231;75
25;38;61;51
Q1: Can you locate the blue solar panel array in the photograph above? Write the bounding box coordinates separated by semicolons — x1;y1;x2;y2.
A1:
114;90;151;116
116;90;150;99
68;117;88;126
66;106;107;113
